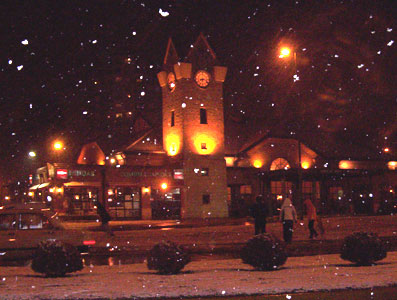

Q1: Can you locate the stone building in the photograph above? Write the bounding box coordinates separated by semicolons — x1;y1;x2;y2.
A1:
28;34;397;220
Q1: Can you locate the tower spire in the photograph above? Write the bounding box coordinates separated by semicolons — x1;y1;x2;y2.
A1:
185;32;219;68
163;38;179;68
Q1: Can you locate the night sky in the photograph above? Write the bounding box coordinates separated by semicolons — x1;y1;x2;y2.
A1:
0;0;396;184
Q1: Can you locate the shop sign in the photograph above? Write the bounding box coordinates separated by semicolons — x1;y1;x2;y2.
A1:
56;169;96;179
68;169;96;177
173;169;184;180
56;169;68;180
122;170;172;178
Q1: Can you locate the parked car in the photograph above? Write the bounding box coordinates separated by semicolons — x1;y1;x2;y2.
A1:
0;204;96;261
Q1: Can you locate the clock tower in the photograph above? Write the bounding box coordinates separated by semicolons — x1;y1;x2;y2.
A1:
157;34;229;219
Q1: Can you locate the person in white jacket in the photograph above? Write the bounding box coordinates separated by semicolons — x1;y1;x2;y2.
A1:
279;198;297;243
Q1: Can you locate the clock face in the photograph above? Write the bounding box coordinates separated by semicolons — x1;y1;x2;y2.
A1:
167;72;176;91
195;71;210;88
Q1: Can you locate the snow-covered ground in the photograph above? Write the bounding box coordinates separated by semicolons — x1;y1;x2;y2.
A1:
1;251;396;299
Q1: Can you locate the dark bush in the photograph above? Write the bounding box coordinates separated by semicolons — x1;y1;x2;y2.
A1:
31;240;83;277
340;232;387;266
147;241;191;274
241;233;288;271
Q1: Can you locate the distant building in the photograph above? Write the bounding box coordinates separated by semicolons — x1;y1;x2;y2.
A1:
28;35;397;219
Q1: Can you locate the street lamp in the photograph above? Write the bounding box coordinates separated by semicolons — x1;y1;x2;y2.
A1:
278;46;303;218
53;141;64;151
279;46;297;68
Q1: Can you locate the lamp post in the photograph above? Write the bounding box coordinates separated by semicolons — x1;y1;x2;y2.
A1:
52;140;64;162
278;46;304;219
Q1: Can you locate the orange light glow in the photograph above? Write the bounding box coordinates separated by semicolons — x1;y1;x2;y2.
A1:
161;183;168;190
143;187;150;194
193;133;216;155
253;160;263;168
225;157;237;167
384;147;390;153
56;187;63;193
388;161;397;170
109;158;116;164
49;187;55;193
339;161;351;169
28;192;34;197
108;189;114;195
279;47;291;58
165;134;181;156
301;161;310;169
53;141;63;151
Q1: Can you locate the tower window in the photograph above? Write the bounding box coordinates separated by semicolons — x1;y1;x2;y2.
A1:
171;111;175;127
202;194;210;204
201;168;209;176
200;108;207;124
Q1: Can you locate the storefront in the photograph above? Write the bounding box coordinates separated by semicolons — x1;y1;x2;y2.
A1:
30;163;184;220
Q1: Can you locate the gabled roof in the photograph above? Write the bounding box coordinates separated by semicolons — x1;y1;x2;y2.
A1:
124;127;164;153
163;38;179;69
77;142;106;165
185;32;219;68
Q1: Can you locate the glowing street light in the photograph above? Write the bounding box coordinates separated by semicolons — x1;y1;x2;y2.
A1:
28;151;36;158
53;141;63;151
279;46;297;67
279;47;291;58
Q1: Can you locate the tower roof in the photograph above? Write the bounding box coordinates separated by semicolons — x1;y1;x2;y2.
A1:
185;33;219;68
163;38;179;69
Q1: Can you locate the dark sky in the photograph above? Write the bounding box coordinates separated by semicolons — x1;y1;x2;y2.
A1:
0;0;396;183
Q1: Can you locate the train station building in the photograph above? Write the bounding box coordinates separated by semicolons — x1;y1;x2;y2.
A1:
29;35;397;220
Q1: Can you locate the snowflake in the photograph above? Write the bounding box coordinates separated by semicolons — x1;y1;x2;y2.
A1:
159;9;169;17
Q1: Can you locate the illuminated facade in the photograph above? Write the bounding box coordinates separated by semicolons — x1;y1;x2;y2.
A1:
26;35;397;220
157;35;229;218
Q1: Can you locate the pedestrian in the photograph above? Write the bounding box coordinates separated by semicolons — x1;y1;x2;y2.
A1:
96;200;114;236
303;198;318;239
279;198;297;243
250;195;268;235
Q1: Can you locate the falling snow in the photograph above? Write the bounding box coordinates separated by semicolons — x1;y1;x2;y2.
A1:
0;0;395;182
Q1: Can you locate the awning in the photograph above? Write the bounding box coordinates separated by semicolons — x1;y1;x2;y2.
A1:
29;182;51;190
63;181;101;187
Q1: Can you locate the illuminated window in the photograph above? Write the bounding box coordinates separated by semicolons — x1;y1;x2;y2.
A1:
201;168;209;176
171;111;175;127
240;185;252;194
270;158;291;171
200;108;207;124
202;194;210;204
201;143;207;150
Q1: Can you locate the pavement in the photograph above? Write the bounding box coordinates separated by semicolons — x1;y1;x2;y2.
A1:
62;214;397;259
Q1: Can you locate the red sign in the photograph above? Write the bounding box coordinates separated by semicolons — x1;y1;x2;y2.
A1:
56;169;68;180
173;169;184;180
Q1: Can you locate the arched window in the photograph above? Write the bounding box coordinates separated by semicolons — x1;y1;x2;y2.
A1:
270;158;291;171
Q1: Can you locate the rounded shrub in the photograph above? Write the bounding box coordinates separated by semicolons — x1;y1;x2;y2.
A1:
147;241;191;274
241;233;288;271
340;232;387;266
31;240;83;277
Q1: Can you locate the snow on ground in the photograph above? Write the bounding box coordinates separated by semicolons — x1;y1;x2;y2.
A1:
1;252;397;299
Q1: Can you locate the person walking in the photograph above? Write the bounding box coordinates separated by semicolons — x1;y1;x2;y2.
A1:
250;195;268;235
303;198;318;239
96;200;114;236
279;198;297;243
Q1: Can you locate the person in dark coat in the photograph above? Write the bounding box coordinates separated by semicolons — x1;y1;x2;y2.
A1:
251;195;268;235
96;200;114;236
